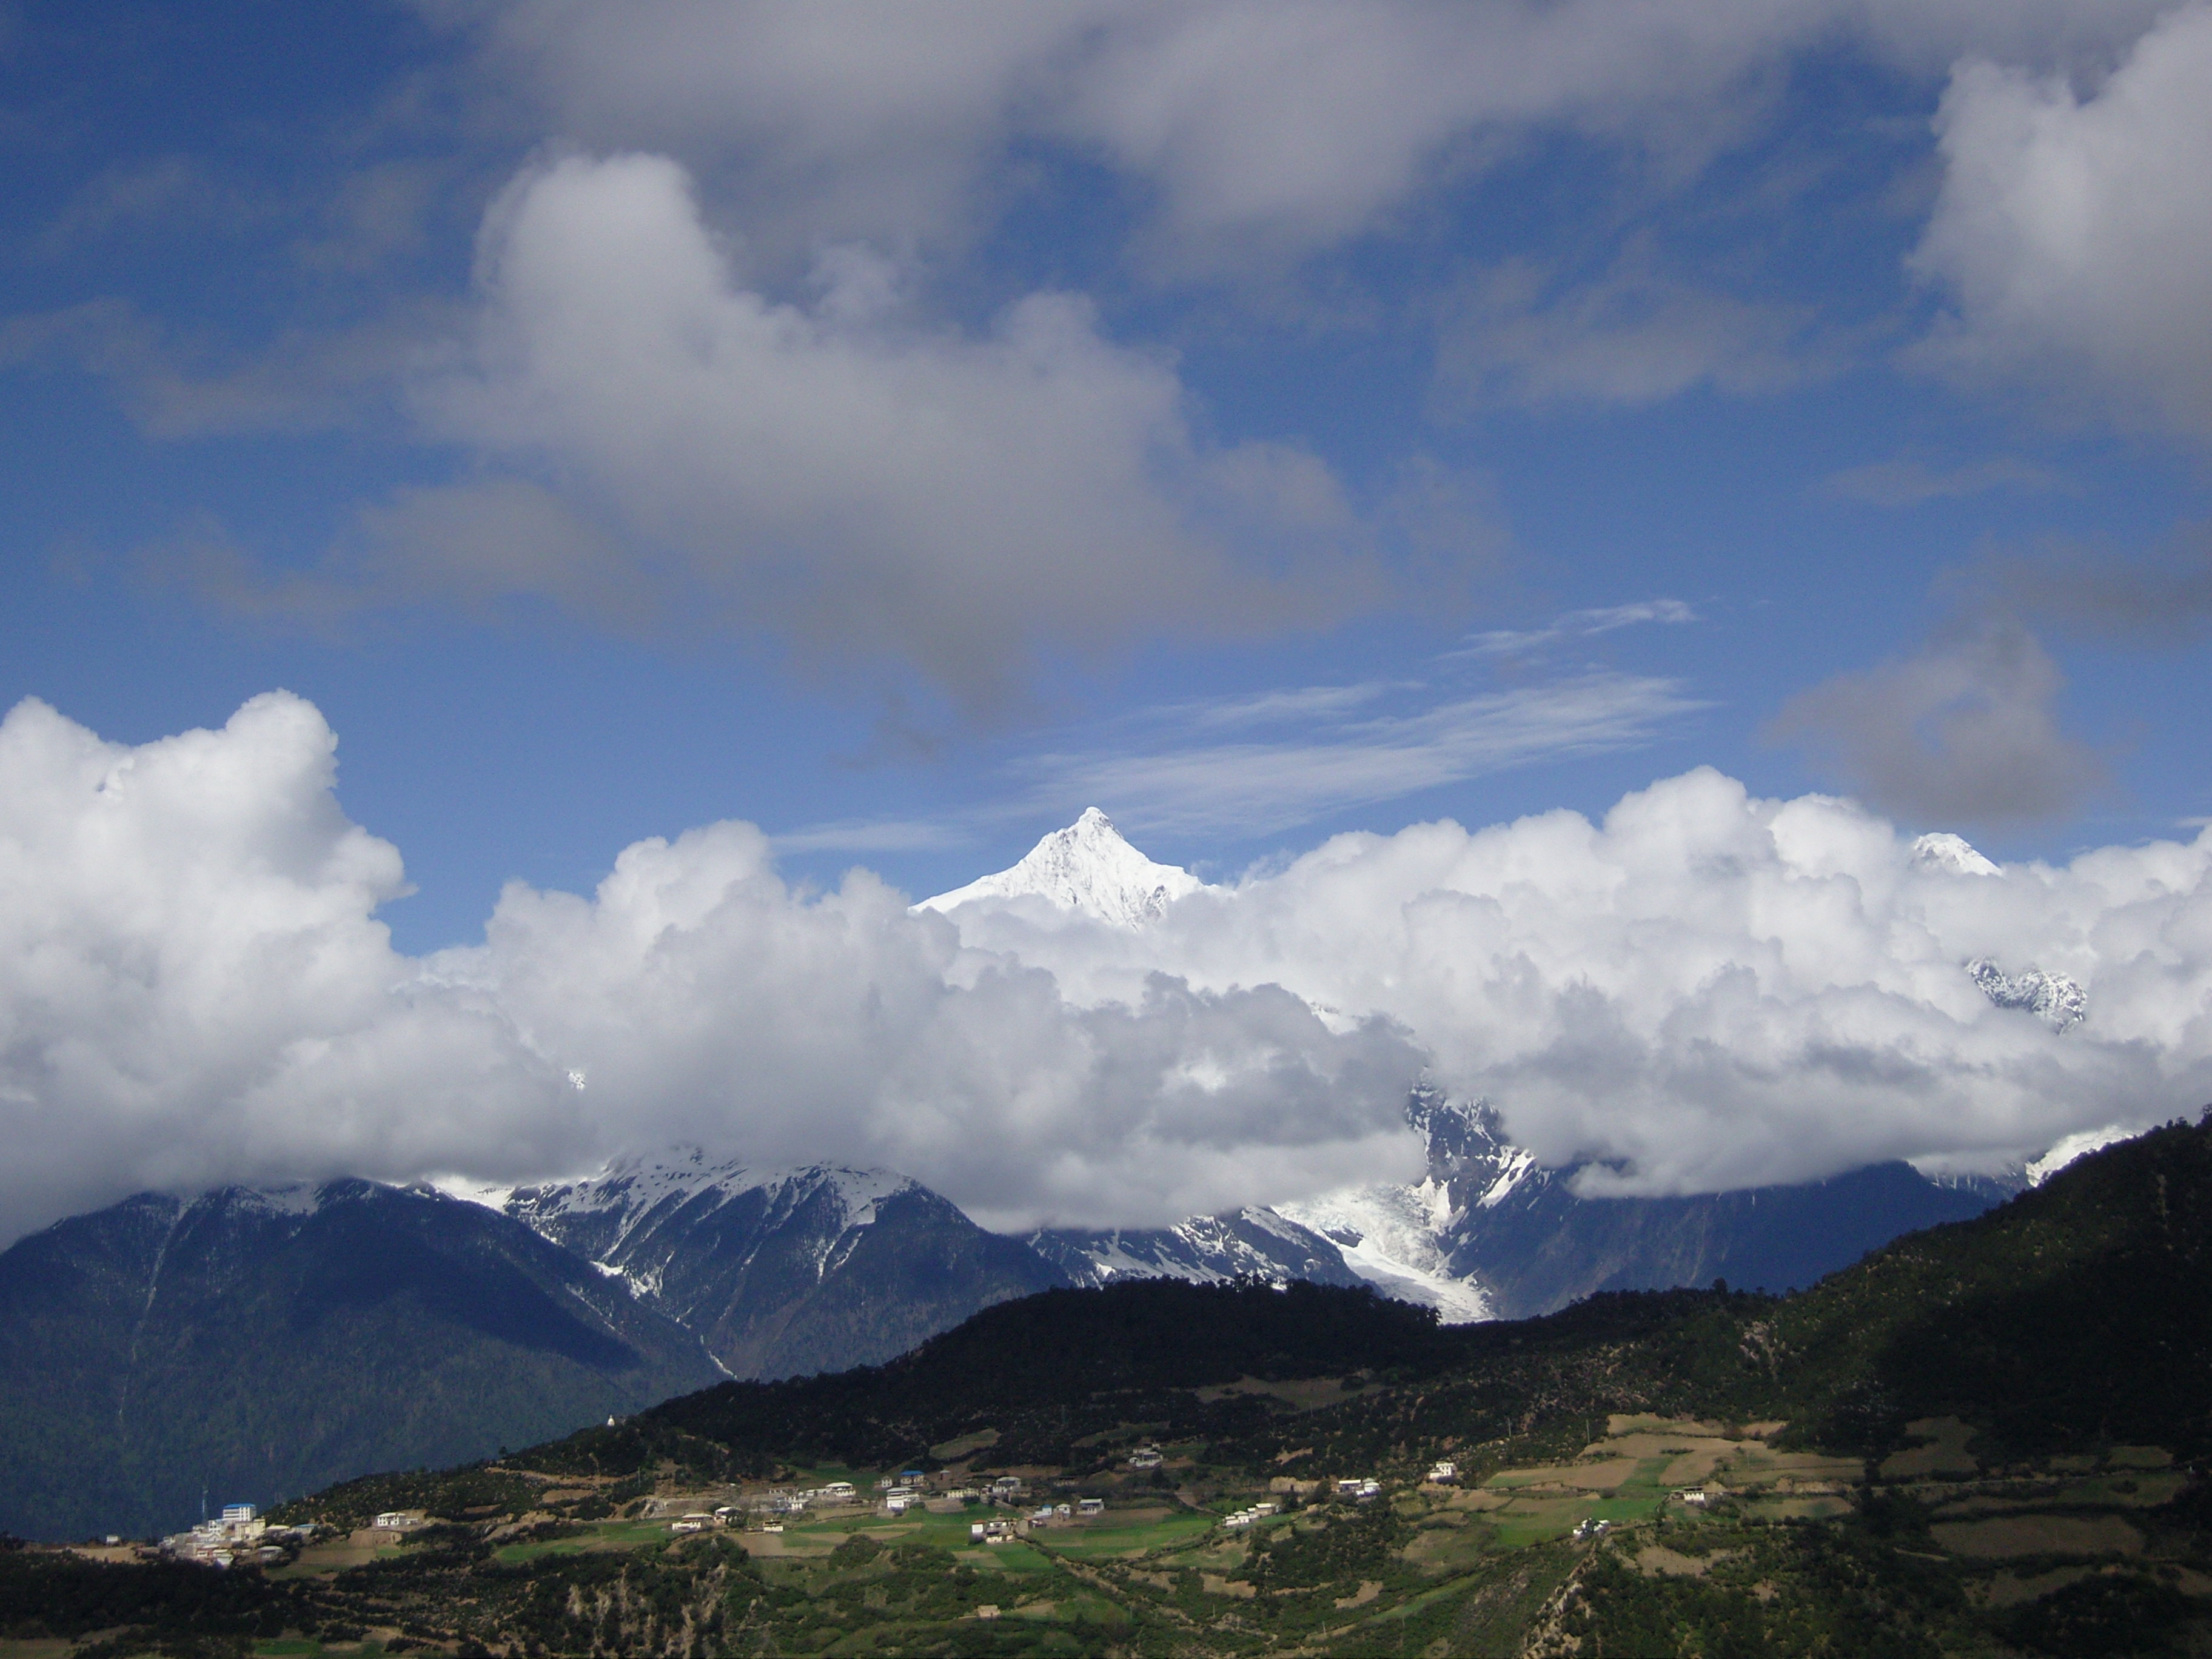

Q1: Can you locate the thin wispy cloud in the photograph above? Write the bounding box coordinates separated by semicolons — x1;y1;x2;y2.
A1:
1456;598;1698;660
1819;457;2065;508
1178;682;1401;732
768;819;979;856
779;602;1711;850
1027;671;1707;837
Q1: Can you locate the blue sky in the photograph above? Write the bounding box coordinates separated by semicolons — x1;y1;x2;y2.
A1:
4;0;2210;961
8;2;2212;1239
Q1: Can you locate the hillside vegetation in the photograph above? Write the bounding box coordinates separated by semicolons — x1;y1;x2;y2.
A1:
7;1116;2211;1657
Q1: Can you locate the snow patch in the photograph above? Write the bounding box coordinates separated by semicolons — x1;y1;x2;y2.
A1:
423;1175;517;1213
2026;1124;2137;1185
1276;1185;1491;1324
1476;1148;1539;1209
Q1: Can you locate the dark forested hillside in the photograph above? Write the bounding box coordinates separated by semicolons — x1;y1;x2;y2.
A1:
0;1181;720;1541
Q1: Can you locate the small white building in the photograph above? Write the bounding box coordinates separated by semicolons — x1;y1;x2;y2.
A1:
1076;1498;1104;1517
1127;1447;1164;1470
1426;1461;1458;1484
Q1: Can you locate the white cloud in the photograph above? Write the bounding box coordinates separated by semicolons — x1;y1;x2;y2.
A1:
0;694;1420;1245
8;691;2212;1244
951;767;2212;1196
0;692;581;1236
412;152;1373;703
1912;3;2212;435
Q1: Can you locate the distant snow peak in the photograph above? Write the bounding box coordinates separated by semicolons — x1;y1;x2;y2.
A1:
1913;832;2001;877
1968;958;2087;1031
918;806;1204;927
2026;1124;2137;1185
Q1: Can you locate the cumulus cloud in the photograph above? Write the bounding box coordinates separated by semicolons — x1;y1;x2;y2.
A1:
1912;3;2212;435
409;152;1373;703
1766;620;2105;826
9;689;2212;1244
950;766;2212;1196
0;693;1419;1245
0;692;580;1235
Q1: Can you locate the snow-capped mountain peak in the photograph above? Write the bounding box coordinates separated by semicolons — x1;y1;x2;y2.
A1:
918;806;1205;927
1912;832;2002;876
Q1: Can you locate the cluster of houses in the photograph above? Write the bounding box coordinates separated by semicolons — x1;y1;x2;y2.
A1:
701;1469;1082;1532
1221;1500;1282;1530
159;1503;312;1569
667;1507;743;1535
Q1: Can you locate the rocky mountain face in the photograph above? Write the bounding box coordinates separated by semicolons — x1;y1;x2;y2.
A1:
0;1180;720;1541
504;1155;1068;1381
1298;1090;2019;1321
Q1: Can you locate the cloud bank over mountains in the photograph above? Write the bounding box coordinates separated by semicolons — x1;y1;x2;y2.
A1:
7;690;2212;1247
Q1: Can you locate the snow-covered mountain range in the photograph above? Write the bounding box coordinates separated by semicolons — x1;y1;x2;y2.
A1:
919;806;1205;927
505;1153;1062;1379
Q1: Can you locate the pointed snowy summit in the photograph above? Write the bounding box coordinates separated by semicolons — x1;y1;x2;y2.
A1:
919;807;1204;927
1912;831;2001;877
